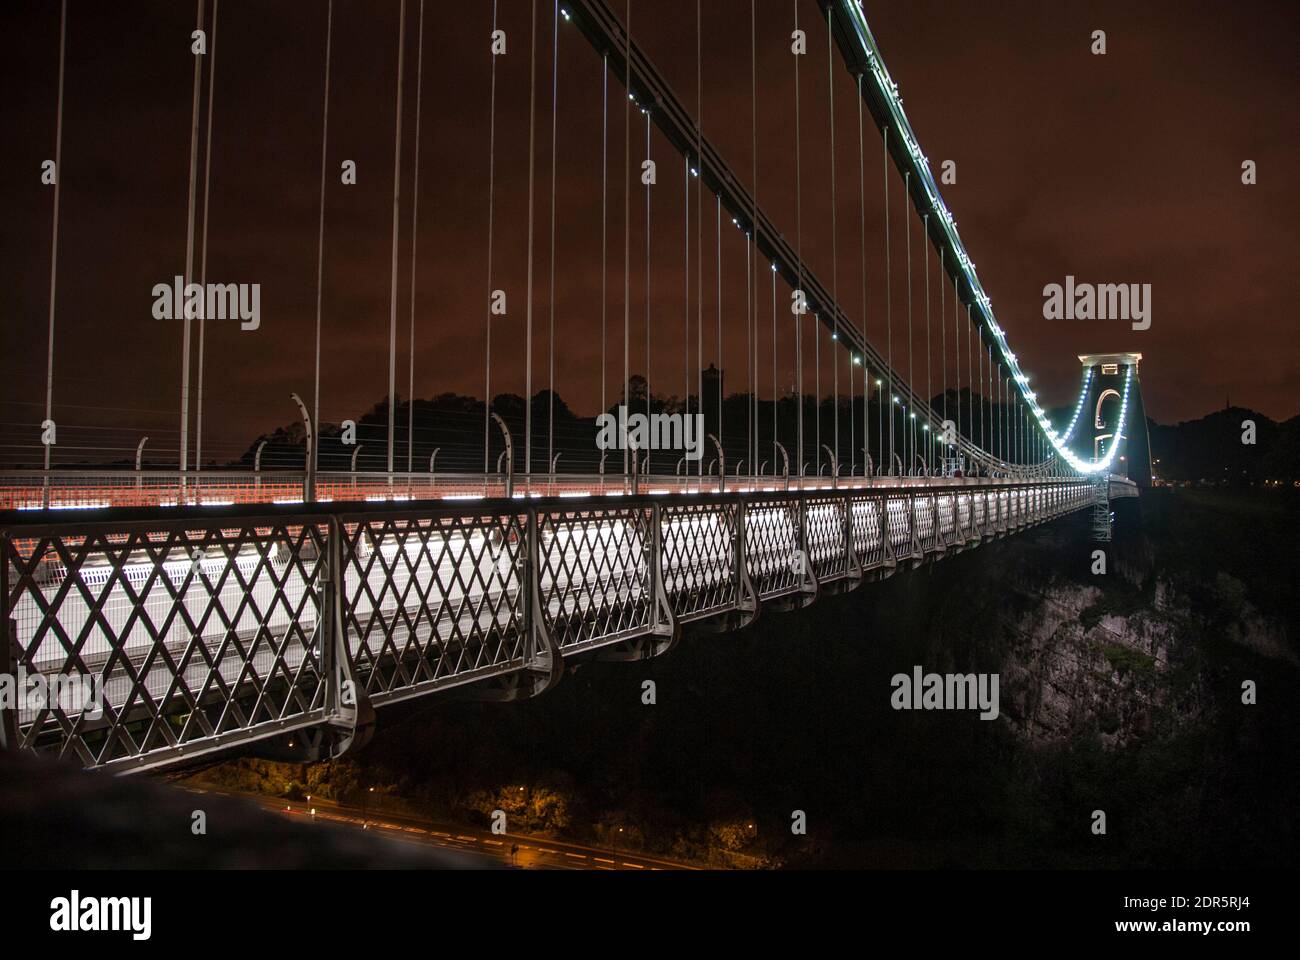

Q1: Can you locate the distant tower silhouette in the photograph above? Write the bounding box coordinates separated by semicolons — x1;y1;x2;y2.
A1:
1073;353;1152;487
702;363;724;434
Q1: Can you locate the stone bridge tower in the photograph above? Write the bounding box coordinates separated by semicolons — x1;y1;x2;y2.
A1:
1072;353;1152;487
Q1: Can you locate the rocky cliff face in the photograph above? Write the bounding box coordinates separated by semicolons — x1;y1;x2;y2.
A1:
1000;577;1187;748
979;496;1293;750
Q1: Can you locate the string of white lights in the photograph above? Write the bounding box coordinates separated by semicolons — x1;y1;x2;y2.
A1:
841;0;1125;475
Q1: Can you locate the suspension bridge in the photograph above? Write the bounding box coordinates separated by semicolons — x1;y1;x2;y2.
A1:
2;0;1148;773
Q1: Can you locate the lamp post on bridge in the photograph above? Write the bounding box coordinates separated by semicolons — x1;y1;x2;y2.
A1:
135;436;148;491
908;412;918;475
774;441;790;492
707;434;724;493
290;392;315;503
491;412;513;498
253;439;266;495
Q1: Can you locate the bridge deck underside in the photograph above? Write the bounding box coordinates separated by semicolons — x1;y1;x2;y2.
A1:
2;481;1095;773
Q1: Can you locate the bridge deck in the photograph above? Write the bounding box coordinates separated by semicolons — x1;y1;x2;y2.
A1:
1;479;1097;774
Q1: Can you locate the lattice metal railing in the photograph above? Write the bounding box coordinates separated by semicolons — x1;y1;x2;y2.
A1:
659;502;738;621
1;513;332;772
537;505;652;654
805;496;849;582
2;480;1094;772
885;495;918;560
744;498;802;600
935;493;955;548
338;509;528;706
850;494;891;572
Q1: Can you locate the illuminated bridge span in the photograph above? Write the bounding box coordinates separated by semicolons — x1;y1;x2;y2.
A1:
2;480;1114;772
4;1;1148;772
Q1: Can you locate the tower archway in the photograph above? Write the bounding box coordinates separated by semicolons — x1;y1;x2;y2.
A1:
1074;353;1152;486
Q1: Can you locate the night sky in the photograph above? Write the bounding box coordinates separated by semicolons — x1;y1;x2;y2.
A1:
2;0;1296;467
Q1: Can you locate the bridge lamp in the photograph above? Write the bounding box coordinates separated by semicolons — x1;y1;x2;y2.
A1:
692;167;700;177
561;7;570;19
893;396;900;404
831;332;838;340
876;379;883;386
853;356;861;366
